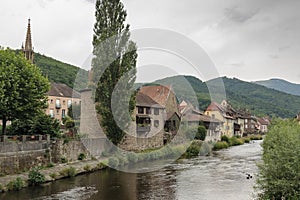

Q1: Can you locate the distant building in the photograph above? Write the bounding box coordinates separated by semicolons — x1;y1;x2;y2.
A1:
139;85;181;134
46;83;81;121
179;101;223;141
257;117;270;133
22;19;34;64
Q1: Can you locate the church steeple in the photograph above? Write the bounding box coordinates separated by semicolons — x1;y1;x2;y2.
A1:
22;18;34;63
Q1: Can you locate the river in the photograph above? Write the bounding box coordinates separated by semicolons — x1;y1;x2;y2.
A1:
1;140;262;200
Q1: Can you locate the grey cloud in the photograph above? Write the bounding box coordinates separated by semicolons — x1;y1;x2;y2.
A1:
224;6;259;23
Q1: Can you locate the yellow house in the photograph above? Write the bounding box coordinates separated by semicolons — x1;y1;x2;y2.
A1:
46;83;81;121
205;101;236;137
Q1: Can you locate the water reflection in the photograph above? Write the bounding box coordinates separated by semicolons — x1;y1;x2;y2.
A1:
1;141;262;200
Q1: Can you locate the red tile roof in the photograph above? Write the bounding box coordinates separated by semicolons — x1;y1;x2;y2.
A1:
139;85;172;107
136;92;163;108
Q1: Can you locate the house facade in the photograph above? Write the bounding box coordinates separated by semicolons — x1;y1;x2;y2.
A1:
46;83;81;122
139;85;181;134
180;101;223;141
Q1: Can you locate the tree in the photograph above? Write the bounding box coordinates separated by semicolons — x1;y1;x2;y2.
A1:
92;0;137;144
0;49;49;134
196;125;207;141
256;119;300;199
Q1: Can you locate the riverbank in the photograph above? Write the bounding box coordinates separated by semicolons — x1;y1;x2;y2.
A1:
0;134;263;193
0;159;108;192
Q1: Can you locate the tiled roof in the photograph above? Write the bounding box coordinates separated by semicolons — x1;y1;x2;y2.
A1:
139;85;172;107
48;83;80;99
136;92;163;108
206;101;235;119
183;113;222;123
257;118;270;125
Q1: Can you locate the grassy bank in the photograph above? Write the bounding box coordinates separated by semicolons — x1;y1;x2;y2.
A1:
213;134;263;151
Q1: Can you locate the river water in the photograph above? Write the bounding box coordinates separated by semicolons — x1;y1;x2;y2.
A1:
2;140;262;200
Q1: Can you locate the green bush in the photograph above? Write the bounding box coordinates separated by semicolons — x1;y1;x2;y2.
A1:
127;152;138;163
47;162;54;168
256;120;300;199
229;137;244;146
243;137;251;143
221;135;230;143
50;173;57;179
78;153;86;161
195;126;207;141
83;165;91;172
28;167;46;186
6;177;24;191
185;141;202;158
108;157;119;168
249;134;263;140
213;141;229;150
59;167;76;177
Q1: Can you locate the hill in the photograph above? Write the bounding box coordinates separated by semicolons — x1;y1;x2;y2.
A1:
34;53;88;89
141;76;300;118
13;50;88;89
254;78;300;96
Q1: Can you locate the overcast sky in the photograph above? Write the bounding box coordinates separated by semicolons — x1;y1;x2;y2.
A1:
1;0;300;83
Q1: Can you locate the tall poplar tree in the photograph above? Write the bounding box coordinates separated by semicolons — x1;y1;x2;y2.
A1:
92;0;137;144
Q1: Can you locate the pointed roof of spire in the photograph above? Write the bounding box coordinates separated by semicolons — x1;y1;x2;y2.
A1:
25;18;33;51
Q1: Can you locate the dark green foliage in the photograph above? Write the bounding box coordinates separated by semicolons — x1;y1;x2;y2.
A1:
229;137;244;146
78;153;86;161
213;141;229;150
33;52;88;89
256;120;300;199
185;141;202;158
0;49;49;134
6;177;24;191
92;0;137;144
7;112;60;138
221;135;230;143
28;167;46;186
196;126;206;141
59;167;76;177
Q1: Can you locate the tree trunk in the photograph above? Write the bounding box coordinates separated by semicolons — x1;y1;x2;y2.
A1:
2;116;7;135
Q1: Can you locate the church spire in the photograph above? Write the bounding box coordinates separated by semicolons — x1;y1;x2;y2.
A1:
22;18;34;63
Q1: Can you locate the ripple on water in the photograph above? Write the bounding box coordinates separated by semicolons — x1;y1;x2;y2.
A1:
34;186;98;200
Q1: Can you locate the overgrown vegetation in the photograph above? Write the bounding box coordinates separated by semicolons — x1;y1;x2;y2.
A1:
6;177;24;191
256;119;300;199
28;167;46;186
59;167;76;178
78;153;86;161
214;134;262;150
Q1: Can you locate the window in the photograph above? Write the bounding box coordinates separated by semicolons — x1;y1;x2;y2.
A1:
154;120;159;127
56;99;61;108
173;120;176;127
245;124;248;129
68;100;72;108
145;107;151;114
245;119;248;123
63;100;66;105
50;99;53;104
49;109;54;118
212;114;215;119
154;108;159;115
138;107;144;114
62;109;66;119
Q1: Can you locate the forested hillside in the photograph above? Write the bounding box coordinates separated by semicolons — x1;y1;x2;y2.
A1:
255;78;300;96
34;53;88;89
144;75;300;118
